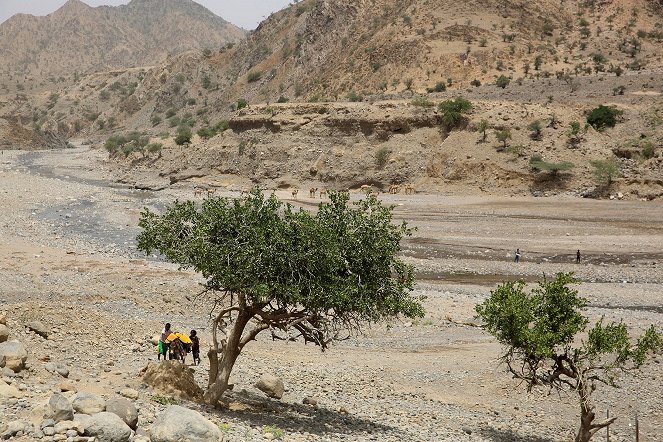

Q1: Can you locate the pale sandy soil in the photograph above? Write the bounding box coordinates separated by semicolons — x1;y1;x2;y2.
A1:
1;147;662;441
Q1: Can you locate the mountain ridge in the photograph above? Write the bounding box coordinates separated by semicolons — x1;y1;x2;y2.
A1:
0;0;245;81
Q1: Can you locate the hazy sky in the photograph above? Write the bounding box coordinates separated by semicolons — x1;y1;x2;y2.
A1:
0;0;292;29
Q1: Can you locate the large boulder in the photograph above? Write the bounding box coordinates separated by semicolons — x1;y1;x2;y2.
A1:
72;391;106;415
81;412;131;442
141;361;203;401
27;321;50;338
49;393;74;423
106;397;138;430
0;341;28;372
150;406;223;442
255;374;285;399
0;324;9;343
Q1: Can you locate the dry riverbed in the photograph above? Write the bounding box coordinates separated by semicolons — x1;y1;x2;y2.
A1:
1;147;662;441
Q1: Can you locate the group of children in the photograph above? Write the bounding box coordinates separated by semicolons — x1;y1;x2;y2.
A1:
158;323;201;365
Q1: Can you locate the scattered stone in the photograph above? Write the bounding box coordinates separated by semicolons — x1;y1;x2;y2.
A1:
72;391;106;415
0;340;28;372
0;312;6;325
0;324;9;343
255;374;285;399
302;396;319;406
150;405;223;442
119;388;138;400
54;420;84;435
1;420;25;439
59;381;77;392
45;362;70;378
27;320;50;338
40;419;55;430
0;380;20;398
49;393;74;423
80;412;131;442
106;397;138;430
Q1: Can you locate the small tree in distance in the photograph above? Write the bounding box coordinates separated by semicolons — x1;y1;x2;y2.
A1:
137;190;424;405
495;129;512;149
477;119;490;142
528;120;543;140
438;97;473;130
590;158;621;187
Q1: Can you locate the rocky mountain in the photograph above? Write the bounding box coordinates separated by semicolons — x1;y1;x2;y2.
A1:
0;0;245;84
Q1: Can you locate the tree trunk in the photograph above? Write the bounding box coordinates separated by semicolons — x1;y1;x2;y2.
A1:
203;310;251;405
576;406;594;442
576;378;594;442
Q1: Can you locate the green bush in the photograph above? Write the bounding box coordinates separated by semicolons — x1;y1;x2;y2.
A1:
175;127;192;145
151;115;162;126
496;75;511;89
530;155;574;174
347;91;363;102
247;71;263;83
528;120;542;140
426;81;446;93
375;147;390;169
438;97;473;129
411;97;434;107
237;99;248;110
587;105;623;130
470;79;481;87
277;96;289;103
590;158;620;186
641;142;655;159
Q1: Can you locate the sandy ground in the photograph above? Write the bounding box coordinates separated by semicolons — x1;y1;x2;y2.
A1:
1;147;662;441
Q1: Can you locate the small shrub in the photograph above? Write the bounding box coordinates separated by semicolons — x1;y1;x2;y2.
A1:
411;97;434;107
641;142;655;159
276;95;289;103
587;105;623;130
347;91;363;102
175;127;192;145
496;75;511;89
166;108;177;118
375;147;390;169
263;425;285;440
470;79;481;87
237;98;248;110
530;155;574;174
247;71;263;83
151;395;180;405
495;129;512;148
426;81;446;93
151;115;162;126
590;158;620;186
438;97;473;129
528;120;543;140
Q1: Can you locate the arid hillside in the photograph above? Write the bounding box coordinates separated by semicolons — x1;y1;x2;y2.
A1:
0;0;245;93
1;0;662;198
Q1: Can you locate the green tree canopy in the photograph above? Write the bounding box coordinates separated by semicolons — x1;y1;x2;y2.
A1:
137;190;424;404
587;105;623;130
438;97;473;129
476;273;662;442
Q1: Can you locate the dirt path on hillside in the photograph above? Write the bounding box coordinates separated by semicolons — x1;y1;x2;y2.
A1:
1;147;662;442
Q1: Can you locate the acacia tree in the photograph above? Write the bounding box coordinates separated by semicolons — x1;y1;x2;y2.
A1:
476;273;662;442
137;190;424;405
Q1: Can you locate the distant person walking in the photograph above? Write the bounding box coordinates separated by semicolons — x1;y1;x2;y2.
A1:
158;323;171;361
514;248;521;263
576;249;581;264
